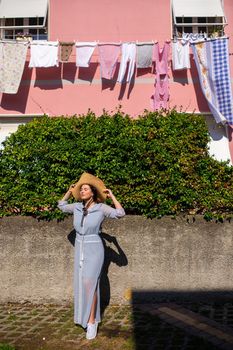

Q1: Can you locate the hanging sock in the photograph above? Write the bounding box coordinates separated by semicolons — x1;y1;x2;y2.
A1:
153;41;170;75
172;40;190;70
117;42;136;83
59;42;74;62
29;41;59;68
76;42;97;68
0;41;28;94
151;74;169;110
98;43;121;79
136;42;154;68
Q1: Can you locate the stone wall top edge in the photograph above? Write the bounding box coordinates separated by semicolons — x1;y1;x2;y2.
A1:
0;214;232;225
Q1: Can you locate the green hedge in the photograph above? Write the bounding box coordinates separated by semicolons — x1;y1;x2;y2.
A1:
0;110;233;220
0;344;16;350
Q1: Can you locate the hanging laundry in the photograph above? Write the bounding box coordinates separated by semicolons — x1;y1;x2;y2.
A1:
0;41;28;94
151;41;170;110
136;42;153;68
172;39;190;70
76;42;97;67
117;43;136;83
59;42;74;62
152;74;169;110
153;41;170;75
192;37;233;125
98;43;121;80
29;41;59;68
182;32;207;43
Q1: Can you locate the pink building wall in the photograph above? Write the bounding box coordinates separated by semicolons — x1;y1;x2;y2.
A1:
0;0;233;120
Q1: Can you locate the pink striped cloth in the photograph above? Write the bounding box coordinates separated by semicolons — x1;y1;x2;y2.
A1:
98;43;121;79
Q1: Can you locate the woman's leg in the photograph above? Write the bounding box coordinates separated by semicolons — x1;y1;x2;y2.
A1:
88;290;97;324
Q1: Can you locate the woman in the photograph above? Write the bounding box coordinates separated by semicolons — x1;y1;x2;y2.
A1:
58;172;125;340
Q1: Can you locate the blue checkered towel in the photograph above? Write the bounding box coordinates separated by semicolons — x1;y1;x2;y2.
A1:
192;37;233;125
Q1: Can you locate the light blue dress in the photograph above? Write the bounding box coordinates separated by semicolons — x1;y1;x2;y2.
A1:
58;200;125;328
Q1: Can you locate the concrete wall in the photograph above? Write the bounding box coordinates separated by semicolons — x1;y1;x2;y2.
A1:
1;215;233;305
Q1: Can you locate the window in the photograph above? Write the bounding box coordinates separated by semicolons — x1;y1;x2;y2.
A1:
172;0;226;37
175;16;224;37
28;17;48;41
0;0;48;41
1;17;47;40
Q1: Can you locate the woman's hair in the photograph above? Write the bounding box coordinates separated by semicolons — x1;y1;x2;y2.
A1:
89;184;98;202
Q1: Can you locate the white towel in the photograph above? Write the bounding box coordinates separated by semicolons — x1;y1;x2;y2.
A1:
172;40;190;70
29;41;59;68
76;42;97;67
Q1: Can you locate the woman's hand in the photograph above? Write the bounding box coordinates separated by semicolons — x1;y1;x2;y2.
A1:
103;189;114;199
60;184;75;201
68;184;75;193
103;189;124;211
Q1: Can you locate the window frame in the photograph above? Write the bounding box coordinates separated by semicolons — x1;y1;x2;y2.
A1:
174;16;226;37
172;0;227;37
0;0;48;41
0;16;48;40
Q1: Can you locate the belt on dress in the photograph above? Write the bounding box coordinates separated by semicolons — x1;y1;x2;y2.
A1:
76;233;102;267
76;233;101;242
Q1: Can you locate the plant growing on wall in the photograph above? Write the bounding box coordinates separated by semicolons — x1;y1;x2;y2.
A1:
0;110;232;220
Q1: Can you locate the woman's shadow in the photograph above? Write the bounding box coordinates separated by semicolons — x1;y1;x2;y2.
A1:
67;230;128;317
99;232;128;315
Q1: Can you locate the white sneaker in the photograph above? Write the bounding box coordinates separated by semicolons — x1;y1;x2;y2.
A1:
86;321;98;340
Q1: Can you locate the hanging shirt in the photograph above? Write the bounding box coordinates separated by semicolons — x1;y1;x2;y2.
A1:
151;74;169;110
76;42;97;67
136;42;153;68
29;41;59;68
151;41;170;111
153;41;170;75
172;40;190;70
0;41;28;94
98;43;121;80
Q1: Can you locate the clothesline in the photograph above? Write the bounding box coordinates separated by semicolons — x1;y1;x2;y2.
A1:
0;36;230;76
0;36;232;125
0;39;170;46
0;35;228;48
189;36;229;44
172;33;228;42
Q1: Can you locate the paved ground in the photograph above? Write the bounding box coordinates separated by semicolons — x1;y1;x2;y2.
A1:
1;301;233;350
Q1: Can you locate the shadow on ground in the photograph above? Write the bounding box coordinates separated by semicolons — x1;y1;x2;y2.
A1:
1;294;233;349
132;290;233;350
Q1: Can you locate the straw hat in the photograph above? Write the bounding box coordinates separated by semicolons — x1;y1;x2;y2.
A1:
71;172;107;202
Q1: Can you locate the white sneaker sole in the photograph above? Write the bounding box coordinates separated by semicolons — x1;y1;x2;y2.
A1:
86;322;98;340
